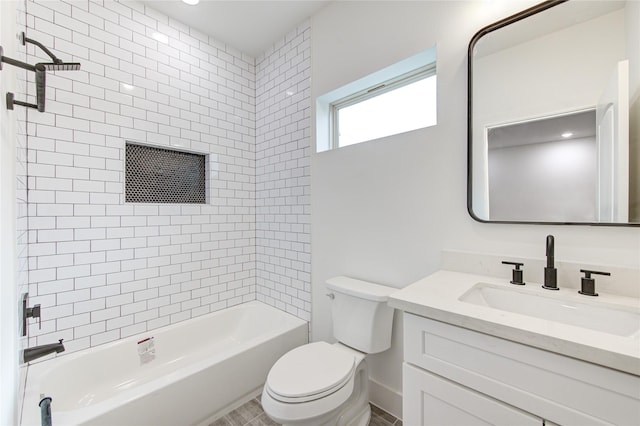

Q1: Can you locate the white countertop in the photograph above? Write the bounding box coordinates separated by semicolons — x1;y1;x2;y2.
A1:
388;270;640;376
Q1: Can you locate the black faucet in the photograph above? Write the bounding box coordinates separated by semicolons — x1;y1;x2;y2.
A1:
22;339;65;363
542;235;559;290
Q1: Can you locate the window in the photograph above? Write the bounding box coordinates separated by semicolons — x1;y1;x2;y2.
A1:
316;47;437;152
332;67;437;148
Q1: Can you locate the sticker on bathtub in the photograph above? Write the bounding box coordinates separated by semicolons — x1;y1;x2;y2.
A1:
137;337;156;365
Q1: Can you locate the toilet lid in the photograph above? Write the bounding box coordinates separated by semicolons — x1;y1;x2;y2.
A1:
266;342;356;399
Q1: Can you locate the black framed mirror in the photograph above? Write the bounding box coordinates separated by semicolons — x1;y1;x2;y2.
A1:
468;0;639;226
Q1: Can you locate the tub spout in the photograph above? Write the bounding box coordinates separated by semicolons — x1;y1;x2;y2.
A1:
22;339;65;363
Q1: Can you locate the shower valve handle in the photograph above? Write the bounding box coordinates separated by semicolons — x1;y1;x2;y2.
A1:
22;293;42;334
27;304;42;329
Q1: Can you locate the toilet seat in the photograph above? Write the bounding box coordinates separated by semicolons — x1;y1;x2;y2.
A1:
265;342;357;403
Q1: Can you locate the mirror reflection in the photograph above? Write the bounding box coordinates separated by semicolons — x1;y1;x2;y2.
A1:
469;0;639;225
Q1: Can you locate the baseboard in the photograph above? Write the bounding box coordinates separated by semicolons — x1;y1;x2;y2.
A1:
369;378;402;420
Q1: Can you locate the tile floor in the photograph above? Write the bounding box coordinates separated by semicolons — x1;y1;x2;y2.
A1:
209;395;402;426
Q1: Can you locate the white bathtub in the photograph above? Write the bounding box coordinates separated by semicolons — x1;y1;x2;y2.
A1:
21;301;307;426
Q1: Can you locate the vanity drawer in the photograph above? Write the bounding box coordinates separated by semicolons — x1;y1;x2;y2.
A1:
403;313;640;426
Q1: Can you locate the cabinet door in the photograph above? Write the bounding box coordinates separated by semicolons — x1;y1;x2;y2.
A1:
404;363;541;426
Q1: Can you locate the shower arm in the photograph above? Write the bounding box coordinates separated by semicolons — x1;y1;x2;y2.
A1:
21;32;63;65
0;32;59;72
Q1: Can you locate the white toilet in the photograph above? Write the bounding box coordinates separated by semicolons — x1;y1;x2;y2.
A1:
262;276;396;426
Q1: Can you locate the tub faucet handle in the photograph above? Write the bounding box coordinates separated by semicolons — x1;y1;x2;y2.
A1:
326;293;335;300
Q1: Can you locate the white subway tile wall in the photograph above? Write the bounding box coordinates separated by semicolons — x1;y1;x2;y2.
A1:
255;22;311;321
21;0;313;353
17;0;30;346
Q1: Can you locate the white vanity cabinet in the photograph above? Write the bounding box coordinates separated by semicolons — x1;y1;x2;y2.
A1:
404;364;543;425
402;313;640;426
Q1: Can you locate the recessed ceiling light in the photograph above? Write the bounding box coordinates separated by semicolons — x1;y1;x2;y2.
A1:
561;132;573;138
181;0;200;5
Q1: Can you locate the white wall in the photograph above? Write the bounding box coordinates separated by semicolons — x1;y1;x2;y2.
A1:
24;0;258;354
310;1;640;417
19;0;313;357
488;138;596;222
474;8;625;126
255;21;312;321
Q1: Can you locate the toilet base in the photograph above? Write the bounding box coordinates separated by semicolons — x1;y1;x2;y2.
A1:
335;402;370;426
332;369;370;426
263;353;370;426
301;404;369;426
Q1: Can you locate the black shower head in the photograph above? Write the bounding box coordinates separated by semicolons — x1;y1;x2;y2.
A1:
39;62;81;71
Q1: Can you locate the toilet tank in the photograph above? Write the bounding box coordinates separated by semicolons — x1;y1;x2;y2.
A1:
326;276;397;354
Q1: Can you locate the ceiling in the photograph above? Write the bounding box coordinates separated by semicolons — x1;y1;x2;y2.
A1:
488;110;596;150
139;1;330;57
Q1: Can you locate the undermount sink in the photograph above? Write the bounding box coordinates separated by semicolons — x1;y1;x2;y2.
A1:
459;283;640;339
